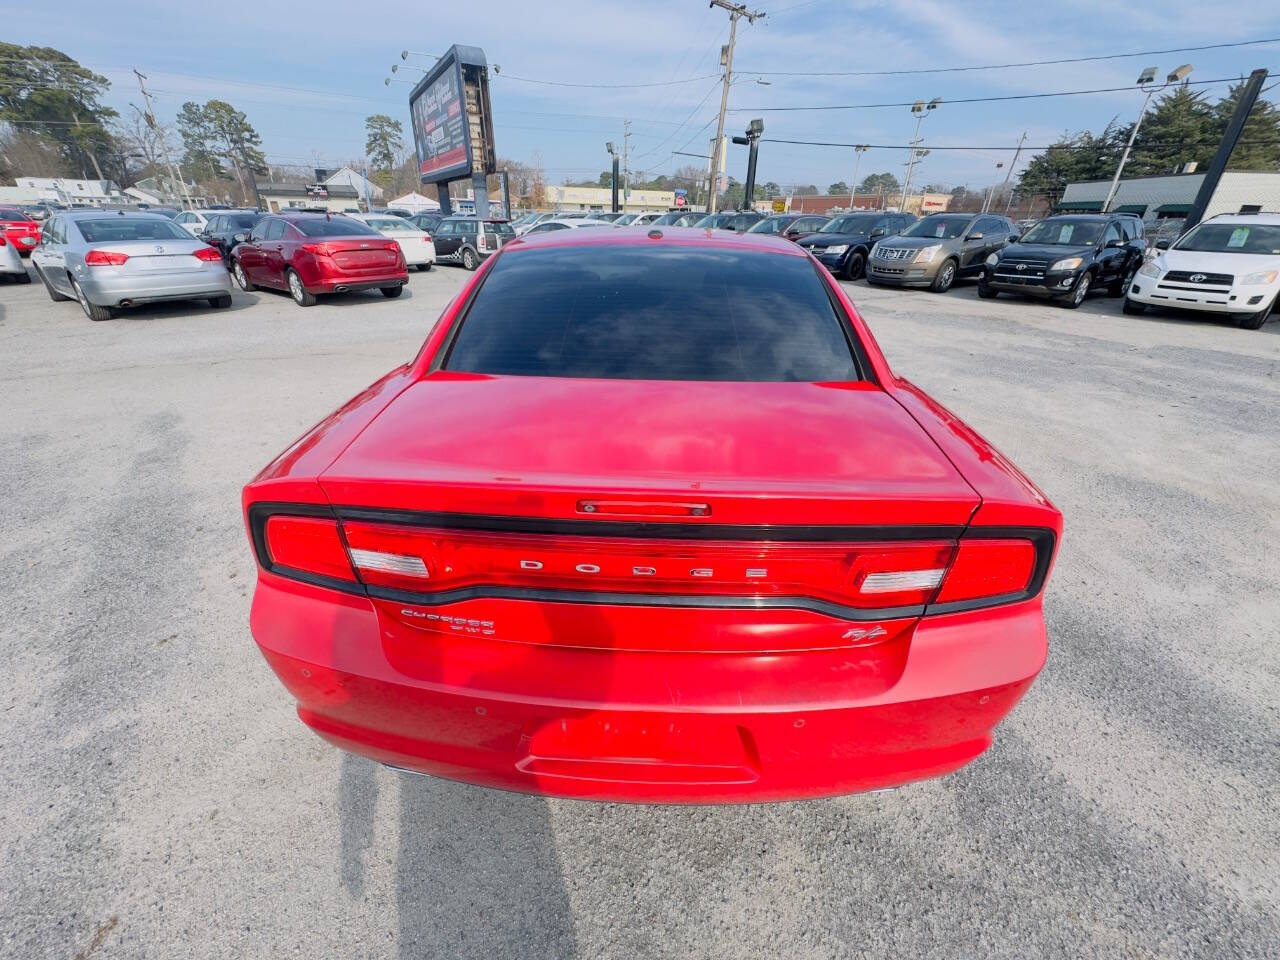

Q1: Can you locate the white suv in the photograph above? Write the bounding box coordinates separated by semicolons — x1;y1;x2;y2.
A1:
1124;213;1280;330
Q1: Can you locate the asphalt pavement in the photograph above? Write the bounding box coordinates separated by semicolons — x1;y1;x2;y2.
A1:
1;261;1277;959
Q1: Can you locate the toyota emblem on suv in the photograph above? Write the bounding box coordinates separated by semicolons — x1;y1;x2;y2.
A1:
1189;273;1207;282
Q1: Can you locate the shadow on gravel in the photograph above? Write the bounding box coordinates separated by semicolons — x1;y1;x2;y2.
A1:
336;755;577;959
102;294;262;322
249;286;413;308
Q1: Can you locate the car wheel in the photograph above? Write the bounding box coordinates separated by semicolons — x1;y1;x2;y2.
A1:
71;277;113;321
1062;271;1092;309
232;260;255;292
36;265;71;301
844;251;866;281
1236;295;1275;330
380;285;404;298
287;269;316;307
1122;297;1146;315
1108;264;1137;297
208;294;233;309
461;248;478;271
416;263;432;272
929;259;957;293
977;281;998;298
16;269;32;285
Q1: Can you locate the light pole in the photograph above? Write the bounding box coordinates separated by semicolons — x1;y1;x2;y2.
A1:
981;161;1004;213
1102;64;1193;212
848;145;868;210
899;98;940;211
606;141;620;213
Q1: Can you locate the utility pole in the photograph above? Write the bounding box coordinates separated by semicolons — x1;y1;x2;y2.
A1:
622;119;631;211
606;142;620;213
848;144;868;210
133;69;193;209
707;0;766;215
1002;131;1027;214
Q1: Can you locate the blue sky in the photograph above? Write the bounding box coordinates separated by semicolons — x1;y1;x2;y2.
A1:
8;0;1279;191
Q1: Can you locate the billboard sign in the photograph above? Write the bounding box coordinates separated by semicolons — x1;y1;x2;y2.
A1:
674;188;687;208
305;183;329;199
409;44;496;186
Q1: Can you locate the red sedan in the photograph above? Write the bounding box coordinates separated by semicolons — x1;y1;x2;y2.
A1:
0;206;42;256
230;212;407;306
243;227;1061;803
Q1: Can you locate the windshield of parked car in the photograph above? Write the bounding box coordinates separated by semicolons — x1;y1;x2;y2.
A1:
0;208;34;222
75;218;192;242
484;222;516;236
292;217;380;237
614;214;638;224
903;215;972;239
693;214;731;228
366;217;419;233
228;213;260;229
820;214;877;234
1020;218;1104;245
747;217;794;234
1173;222;1280;255
445;246;859;382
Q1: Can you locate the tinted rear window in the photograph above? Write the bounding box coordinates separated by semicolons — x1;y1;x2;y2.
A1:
444;246;859;382
229;213;260;228
75;218;191;242
292;216;380;237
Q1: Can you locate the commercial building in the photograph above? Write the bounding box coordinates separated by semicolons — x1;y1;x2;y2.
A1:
1058;171;1280;220
764;192;952;216
541;185;676;212
256;182;360;213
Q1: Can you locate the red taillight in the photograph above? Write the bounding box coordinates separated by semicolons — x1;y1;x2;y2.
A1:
263;516;357;583
193;246;222;262
0;237;6;246
384;241;398;252
933;539;1036;604
299;243;330;256
339;522;956;608
84;249;128;266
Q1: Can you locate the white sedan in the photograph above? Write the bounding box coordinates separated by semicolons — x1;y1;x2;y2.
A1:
522;219;611;235
1125;213;1280;330
350;214;437;271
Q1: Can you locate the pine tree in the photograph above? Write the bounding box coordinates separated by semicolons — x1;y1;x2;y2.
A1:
1126;86;1217;176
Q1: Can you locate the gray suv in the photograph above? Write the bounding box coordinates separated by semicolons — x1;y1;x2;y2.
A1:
866;213;1019;293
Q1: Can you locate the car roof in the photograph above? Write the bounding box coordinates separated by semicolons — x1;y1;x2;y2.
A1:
509;224;809;256
61;209;171;220
1204;212;1280;223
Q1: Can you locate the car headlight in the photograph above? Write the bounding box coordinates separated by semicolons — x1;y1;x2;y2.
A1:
1050;257;1084;272
1241;269;1279;285
824;244;848;255
913;245;941;263
984;253;999;266
1137;261;1162;278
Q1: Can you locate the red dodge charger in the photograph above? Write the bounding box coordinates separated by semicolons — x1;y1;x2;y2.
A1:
243;226;1061;803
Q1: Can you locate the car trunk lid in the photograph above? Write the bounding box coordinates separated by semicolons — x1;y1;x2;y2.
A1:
320;372;979;526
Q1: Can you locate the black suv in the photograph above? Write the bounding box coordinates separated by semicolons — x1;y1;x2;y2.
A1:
980;214;1145;308
797;211;916;280
197;210;265;264
408;212;444;235
433;217;516;270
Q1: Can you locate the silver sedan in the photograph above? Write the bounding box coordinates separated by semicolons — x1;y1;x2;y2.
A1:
30;210;233;321
0;232;30;284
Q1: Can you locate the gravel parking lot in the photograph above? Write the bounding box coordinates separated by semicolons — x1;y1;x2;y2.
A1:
1;261;1277;959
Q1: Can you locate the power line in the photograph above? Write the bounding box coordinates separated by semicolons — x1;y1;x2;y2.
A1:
745;36;1280;78
731;74;1271;112
493;71;720;89
762;137;1280;151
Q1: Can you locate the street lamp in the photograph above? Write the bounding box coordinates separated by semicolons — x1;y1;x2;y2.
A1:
1101;63;1194;212
981;161;1005;213
848;144;868;210
900;97;940;210
606;141;620;213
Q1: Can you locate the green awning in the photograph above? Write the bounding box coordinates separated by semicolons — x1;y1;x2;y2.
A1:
1155;203;1192;214
1056;199;1104;211
1114;204;1147;214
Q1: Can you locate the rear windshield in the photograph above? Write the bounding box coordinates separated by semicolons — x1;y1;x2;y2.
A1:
0;208;34;222
366;217;419;233
75;218;191;242
229;213;260;228
444;246;859;382
292;217;380;237
485;222;516;236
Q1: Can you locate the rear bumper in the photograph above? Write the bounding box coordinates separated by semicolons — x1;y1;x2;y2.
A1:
250;577;1046;803
306;273;408;294
77;266;232;305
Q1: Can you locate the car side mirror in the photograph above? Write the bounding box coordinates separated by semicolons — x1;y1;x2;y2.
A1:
966;232;984;241
870;227;886;238
1154;238;1171;250
1009;233;1020;243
